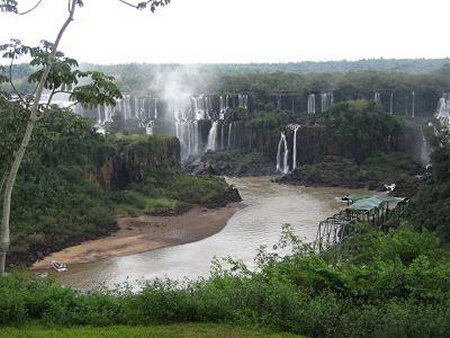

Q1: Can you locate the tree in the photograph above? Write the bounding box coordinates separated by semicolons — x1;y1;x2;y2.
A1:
0;0;170;275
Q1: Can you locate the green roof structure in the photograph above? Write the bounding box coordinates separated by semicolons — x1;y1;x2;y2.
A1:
346;194;406;212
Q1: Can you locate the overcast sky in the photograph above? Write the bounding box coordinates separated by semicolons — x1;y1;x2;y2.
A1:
1;0;449;64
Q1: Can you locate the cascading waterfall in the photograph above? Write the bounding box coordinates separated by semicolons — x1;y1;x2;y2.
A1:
220;123;224;150
219;95;225;120
411;91;416;118
193;121;199;154
238;93;248;110
227;123;233;149
374;92;381;106
276;132;289;174
145;121;154;135
389;93;394;114
72;92;250;159
173;100;198;159
187;122;192;155
419;125;430;166
96;106;102;124
292;125;300;171
320;93;333;113
74;104;83;117
154;98;158;119
206;121;218;151
277;95;282;110
307;94;316;114
436;94;450;127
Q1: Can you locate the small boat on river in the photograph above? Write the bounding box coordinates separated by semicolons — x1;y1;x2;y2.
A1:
51;261;68;272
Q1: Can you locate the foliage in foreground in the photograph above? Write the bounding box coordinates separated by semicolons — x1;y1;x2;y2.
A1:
0;226;449;337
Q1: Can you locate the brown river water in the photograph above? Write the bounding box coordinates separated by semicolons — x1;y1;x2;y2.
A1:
56;177;363;289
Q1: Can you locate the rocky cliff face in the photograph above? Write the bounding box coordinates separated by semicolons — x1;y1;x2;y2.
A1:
90;136;181;189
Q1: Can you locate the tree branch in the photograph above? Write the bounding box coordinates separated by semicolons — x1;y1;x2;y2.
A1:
117;0;136;8
7;56;26;105
18;0;44;15
117;0;170;11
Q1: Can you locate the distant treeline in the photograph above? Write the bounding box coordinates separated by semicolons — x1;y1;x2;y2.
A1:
83;58;450;75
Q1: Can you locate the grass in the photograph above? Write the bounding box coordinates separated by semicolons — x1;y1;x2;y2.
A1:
116;195;182;216
0;323;302;338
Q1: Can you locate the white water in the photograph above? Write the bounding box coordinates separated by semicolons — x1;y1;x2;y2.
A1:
307;94;316;114
206;121;218;151
374;92;381;106
276;132;289;174
220;123;224;150
145;121;154;135
436;94;450;127
292;125;300;170
320;92;333;113
227;123;233;149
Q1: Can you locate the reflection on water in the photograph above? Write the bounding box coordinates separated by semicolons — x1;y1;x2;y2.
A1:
57;177;361;289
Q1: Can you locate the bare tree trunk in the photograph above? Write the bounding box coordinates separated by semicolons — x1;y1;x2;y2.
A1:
0;1;78;275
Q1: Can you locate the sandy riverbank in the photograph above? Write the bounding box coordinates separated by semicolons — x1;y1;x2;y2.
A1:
32;203;242;270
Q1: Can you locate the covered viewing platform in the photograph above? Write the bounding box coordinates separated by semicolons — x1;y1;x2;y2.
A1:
314;194;408;251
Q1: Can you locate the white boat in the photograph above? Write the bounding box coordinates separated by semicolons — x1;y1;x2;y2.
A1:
51;261;68;272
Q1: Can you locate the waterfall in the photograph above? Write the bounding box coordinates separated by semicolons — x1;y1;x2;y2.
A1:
320;93;333;113
292;125;300;171
276;132;289;174
419;126;430;166
320;93;326;113
219;95;225;120
154;98;158;120
436;94;450;127
220;123;224;150
74;103;83;117
145;121;154;135
307;94;316;114
225;95;230;111
227;123;233;149
277;95;282;109
411;91;415;118
390;93;394;114
238;93;248;110
96;106;102;124
206;121;218;151
122;96;129;120
187;122;192;155
193;121;199;155
174;105;181;141
374;92;381;106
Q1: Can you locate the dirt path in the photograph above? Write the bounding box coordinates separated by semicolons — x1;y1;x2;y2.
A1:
32;203;242;270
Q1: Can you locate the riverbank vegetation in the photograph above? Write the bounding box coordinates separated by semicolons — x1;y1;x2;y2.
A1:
1;224;449;337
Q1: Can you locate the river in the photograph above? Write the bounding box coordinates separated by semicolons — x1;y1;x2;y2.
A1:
56;177;360;289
